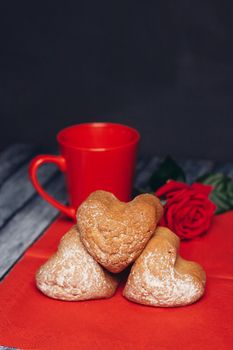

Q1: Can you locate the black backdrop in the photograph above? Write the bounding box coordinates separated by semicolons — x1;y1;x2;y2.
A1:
1;1;233;160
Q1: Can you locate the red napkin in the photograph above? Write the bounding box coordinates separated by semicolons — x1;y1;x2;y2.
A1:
0;212;233;350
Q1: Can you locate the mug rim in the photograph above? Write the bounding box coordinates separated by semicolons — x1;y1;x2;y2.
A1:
57;122;140;151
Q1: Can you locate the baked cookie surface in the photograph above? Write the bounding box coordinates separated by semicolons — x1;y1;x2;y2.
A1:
36;226;118;301
77;190;163;273
123;227;206;307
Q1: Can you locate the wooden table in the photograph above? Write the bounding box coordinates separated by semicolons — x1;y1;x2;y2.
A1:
0;144;232;350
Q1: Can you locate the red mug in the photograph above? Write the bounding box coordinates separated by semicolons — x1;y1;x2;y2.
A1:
29;122;140;220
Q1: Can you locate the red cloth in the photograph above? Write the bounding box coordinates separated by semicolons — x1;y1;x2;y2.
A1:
0;212;233;350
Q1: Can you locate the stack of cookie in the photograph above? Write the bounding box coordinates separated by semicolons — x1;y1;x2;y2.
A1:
36;190;206;307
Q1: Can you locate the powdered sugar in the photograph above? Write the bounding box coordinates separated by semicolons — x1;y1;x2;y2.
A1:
124;227;206;307
36;226;117;301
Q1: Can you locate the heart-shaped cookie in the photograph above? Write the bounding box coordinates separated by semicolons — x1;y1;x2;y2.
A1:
77;190;163;273
36;226;118;301
123;227;206;307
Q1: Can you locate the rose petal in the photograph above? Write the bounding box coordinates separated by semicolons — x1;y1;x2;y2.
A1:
176;206;213;239
156;181;188;198
174;220;190;239
164;205;176;232
188;208;208;227
175;206;192;222
156;180;216;240
167;188;192;201
189;193;209;202
158;214;167;226
188;207;198;221
191;183;213;196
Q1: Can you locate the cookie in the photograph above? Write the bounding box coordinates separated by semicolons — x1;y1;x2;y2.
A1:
77;190;163;273
36;226;118;301
123;226;206;307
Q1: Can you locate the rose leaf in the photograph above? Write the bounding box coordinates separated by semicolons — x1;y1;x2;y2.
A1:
148;155;186;191
197;173;233;214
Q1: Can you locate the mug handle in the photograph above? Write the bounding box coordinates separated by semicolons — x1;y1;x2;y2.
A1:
29;155;76;220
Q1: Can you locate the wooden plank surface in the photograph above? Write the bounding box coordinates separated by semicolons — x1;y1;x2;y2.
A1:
0;144;233;350
0;162;60;228
0;144;35;186
0;174;66;279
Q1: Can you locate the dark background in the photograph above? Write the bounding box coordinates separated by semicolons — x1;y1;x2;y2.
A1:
1;1;233;160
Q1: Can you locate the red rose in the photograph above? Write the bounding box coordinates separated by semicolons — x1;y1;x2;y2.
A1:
156;180;216;240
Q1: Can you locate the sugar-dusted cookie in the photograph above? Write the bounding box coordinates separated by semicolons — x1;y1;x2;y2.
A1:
123;227;206;307
36;226;118;301
77;190;163;273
